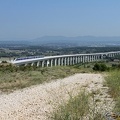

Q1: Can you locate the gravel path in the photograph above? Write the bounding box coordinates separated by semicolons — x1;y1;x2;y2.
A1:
0;73;114;120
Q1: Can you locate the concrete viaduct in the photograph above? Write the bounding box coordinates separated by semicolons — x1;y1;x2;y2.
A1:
11;51;120;67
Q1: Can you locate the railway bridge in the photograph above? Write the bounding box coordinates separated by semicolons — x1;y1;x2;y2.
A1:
11;51;120;67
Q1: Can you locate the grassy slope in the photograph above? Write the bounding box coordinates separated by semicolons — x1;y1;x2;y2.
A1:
0;62;120;119
50;64;120;120
106;70;120;112
0;65;93;93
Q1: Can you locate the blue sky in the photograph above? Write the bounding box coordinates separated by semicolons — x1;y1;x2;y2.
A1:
0;0;120;40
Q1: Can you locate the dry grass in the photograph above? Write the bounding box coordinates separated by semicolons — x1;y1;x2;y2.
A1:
50;90;106;120
50;90;90;120
0;66;91;93
106;70;120;112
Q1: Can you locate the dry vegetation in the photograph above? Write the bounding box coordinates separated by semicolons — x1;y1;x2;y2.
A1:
106;70;120;113
0;64;92;93
0;62;120;120
51;69;120;120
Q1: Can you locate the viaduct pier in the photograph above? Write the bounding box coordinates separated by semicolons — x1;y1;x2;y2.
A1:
11;51;120;67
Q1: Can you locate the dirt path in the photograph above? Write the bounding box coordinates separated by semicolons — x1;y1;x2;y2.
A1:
0;73;114;120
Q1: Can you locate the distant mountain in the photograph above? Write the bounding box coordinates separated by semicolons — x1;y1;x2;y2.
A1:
29;36;120;47
0;40;29;47
0;36;120;47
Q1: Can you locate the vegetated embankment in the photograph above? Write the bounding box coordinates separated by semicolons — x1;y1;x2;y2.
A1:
0;73;114;120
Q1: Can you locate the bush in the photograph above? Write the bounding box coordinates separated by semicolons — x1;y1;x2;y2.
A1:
1;61;7;63
117;64;120;69
93;63;101;71
0;64;18;72
93;63;108;71
112;64;117;67
112;63;120;70
100;63;108;71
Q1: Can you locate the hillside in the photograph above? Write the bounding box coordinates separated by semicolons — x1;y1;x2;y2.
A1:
0;73;113;120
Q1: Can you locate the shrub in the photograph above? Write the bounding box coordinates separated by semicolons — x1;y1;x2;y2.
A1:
100;63;108;71
93;63;101;71
93;63;108;71
1;61;7;63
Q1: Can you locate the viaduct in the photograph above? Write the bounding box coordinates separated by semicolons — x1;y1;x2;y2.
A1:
11;51;120;67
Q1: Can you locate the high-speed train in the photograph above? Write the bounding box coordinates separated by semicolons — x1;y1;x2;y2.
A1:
13;56;44;61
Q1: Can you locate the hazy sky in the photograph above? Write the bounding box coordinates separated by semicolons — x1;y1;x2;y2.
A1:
0;0;120;40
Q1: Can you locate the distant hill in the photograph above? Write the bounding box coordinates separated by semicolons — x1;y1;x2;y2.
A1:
0;36;120;47
29;36;120;47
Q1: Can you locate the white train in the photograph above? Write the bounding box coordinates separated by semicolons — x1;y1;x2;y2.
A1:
13;56;44;61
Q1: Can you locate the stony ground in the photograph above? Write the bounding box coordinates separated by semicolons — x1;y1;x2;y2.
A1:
0;73;114;120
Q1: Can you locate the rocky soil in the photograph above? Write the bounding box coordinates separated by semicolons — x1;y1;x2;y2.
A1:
0;73;114;120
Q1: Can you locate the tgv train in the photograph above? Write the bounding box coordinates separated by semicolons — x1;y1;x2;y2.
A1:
13;56;44;61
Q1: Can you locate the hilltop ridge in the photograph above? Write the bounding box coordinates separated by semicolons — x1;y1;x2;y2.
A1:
0;36;120;47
